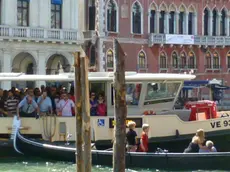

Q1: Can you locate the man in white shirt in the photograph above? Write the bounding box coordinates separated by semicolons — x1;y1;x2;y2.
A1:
57;93;75;117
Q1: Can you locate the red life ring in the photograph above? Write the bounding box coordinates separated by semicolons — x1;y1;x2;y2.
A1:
143;110;156;115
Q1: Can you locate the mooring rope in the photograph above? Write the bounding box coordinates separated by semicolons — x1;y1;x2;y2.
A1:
42;113;57;141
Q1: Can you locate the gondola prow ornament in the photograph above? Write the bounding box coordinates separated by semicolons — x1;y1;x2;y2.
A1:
11;115;23;154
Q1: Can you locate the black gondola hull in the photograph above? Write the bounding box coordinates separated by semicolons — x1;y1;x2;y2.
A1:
15;132;230;171
95;129;230;152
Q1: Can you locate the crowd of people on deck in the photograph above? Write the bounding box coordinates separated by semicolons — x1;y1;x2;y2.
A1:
125;122;217;153
0;85;107;118
0;86;218;154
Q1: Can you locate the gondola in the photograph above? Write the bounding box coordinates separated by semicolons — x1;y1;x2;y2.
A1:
15;131;230;171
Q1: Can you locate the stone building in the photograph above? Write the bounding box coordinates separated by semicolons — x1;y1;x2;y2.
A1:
0;0;85;89
85;0;230;109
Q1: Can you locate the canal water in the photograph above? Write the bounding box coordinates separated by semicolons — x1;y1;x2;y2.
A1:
0;157;228;172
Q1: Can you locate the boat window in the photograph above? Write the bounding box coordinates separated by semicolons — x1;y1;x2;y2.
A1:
89;82;107;116
90;82;106;94
144;82;181;105
111;83;142;106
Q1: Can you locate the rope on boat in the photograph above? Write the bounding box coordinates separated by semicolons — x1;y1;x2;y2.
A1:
42;113;57;142
11;116;23;154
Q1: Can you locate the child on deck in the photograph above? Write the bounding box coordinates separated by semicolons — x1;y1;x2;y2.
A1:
126;121;138;152
138;124;150;152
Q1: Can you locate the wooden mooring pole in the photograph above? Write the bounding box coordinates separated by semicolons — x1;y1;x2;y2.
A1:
80;55;91;172
113;39;127;172
74;52;84;172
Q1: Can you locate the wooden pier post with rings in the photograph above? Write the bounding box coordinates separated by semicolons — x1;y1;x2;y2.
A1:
80;54;91;172
73;51;84;172
113;38;127;172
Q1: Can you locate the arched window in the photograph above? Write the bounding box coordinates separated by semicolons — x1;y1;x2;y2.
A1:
138;51;146;68
17;0;29;26
169;5;176;34
159;3;167;34
213;52;219;69
220;9;226;36
160;52;167;68
212;8;218;36
179;5;186;34
107;49;113;68
204;8;209;35
26;63;34;88
107;0;117;32
188;51;195;69
180;52;187;68
149;3;156;33
88;0;96;30
188;5;195;35
205;52;212;69
132;2;142;34
227;52;230;68
172;52;178;68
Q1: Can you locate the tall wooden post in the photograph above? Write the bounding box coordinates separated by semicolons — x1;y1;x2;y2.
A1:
113;39;127;172
74;52;84;172
80;56;91;172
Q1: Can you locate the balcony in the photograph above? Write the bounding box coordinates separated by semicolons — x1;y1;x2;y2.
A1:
83;30;97;43
148;33;230;47
160;64;197;69
0;25;80;44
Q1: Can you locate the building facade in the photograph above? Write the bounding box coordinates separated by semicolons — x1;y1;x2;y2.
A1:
85;0;230;109
0;0;85;89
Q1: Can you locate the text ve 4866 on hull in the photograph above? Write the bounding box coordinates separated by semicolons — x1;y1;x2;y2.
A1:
15;132;230;171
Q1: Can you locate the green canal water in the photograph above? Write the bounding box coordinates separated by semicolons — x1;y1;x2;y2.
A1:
0;157;228;172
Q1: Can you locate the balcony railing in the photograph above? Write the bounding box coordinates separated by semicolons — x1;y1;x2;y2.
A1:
160;64;197;69
0;25;79;43
149;33;230;46
205;65;221;70
212;65;221;70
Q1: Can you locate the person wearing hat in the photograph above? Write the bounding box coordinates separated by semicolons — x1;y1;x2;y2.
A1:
126;121;138;152
90;92;98;116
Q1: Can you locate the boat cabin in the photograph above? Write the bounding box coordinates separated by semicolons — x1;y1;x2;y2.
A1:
0;72;196;116
0;72;201;143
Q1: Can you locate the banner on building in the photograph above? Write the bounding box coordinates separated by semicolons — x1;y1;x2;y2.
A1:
165;34;194;45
